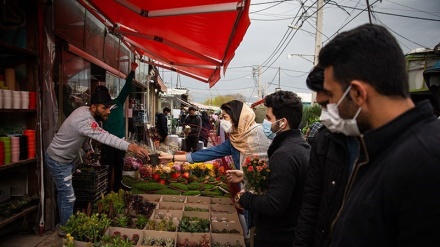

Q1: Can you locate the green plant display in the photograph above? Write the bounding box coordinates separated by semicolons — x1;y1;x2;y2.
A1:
178;216;210;233
182;190;201;196
132;182;167;192
111;214;130;228
62;212;111;243
154;188;181;195
135;214;149;229
142;236;175;247
184;206;209;212
187;182;205;191
200;188;224;197
211;240;244;247
96;231;140;247
169;182;189;191
146;219;176;231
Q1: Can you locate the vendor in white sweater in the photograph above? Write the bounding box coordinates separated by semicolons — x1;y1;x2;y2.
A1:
45;85;149;232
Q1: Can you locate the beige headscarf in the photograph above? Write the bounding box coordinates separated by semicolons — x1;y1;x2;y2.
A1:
229;103;258;153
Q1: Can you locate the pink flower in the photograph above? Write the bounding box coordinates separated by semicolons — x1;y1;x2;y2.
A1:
256;166;263;172
247;166;254;172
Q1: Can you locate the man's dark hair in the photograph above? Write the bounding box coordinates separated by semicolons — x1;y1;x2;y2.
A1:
264;90;303;129
220;100;243;128
163;106;171;113
306;65;325;92
319;24;409;98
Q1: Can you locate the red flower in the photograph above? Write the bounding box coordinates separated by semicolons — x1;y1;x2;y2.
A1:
242;156;270;194
245;157;252;164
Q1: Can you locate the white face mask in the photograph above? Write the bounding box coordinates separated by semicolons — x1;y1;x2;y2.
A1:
220;119;233;133
320;85;362;136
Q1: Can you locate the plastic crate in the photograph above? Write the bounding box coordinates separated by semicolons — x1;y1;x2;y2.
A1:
73;166;109;192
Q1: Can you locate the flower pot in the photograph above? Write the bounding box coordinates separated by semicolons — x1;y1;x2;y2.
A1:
148;153;160;166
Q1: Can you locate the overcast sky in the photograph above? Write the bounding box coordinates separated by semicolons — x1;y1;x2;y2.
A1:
159;0;440;104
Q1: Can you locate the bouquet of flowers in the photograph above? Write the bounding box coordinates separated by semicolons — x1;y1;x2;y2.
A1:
242;155;270;195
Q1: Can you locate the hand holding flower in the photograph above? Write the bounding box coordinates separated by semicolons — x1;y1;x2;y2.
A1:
226;170;244;183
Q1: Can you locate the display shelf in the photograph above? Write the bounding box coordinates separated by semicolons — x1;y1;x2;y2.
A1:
0;41;37;56
0;205;38;229
0;159;37;172
0;109;36;113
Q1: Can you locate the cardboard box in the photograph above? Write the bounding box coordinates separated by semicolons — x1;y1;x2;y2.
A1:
161;195;186;203
184;203;210;212
210;204;237;214
151;209;183;220
182;211;210;220
211;233;245;247
158;201;184;211
210;197;234;205
211;222;243;235
210;213;239;223
104;227;142;246
138;229;176;247
176;232;210;246
144;218;179;232
139;194;162;203
186;196;211;204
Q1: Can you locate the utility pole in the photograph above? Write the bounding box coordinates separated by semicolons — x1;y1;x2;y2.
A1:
312;0;324;104
257;65;262;99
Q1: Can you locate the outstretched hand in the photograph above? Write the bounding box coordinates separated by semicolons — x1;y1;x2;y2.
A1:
226;170;244;183
158;152;173;162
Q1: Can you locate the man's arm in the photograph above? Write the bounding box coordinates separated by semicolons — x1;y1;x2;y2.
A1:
115;62;138;104
294;131;326;247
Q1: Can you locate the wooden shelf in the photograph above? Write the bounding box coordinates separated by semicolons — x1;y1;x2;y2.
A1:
0;109;36;113
0;205;38;229
0;159;36;171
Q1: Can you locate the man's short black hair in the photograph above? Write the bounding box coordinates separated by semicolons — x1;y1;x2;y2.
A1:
306;65;325;92
319;24;409;98
188;106;197;112
163;106;171;113
264;90;303;129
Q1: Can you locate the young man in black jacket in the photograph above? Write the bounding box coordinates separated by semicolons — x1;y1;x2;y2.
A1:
319;24;440;247
156;106;171;143
231;90;310;247
294;66;358;247
183;106;202;152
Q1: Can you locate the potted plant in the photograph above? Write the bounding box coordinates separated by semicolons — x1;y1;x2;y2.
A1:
62;212;111;246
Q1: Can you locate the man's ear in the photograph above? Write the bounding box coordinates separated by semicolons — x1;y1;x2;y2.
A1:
350;80;367;107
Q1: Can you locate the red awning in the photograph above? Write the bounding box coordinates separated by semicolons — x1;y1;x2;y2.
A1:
78;0;251;87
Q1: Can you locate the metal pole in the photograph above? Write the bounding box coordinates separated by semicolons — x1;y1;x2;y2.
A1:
311;0;324;105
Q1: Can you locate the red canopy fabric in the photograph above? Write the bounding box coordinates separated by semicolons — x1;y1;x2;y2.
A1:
79;0;251;87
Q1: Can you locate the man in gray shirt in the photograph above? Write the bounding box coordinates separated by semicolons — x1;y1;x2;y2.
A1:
45;85;149;232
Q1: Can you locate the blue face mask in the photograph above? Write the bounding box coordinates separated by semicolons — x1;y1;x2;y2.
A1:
262;119;276;140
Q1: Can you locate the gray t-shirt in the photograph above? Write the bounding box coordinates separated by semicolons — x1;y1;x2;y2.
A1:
46;106;130;163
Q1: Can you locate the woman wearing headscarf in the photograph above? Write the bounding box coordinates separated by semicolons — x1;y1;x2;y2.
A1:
160;100;271;169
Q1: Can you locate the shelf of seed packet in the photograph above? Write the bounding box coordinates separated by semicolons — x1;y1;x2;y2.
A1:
106;194;245;247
